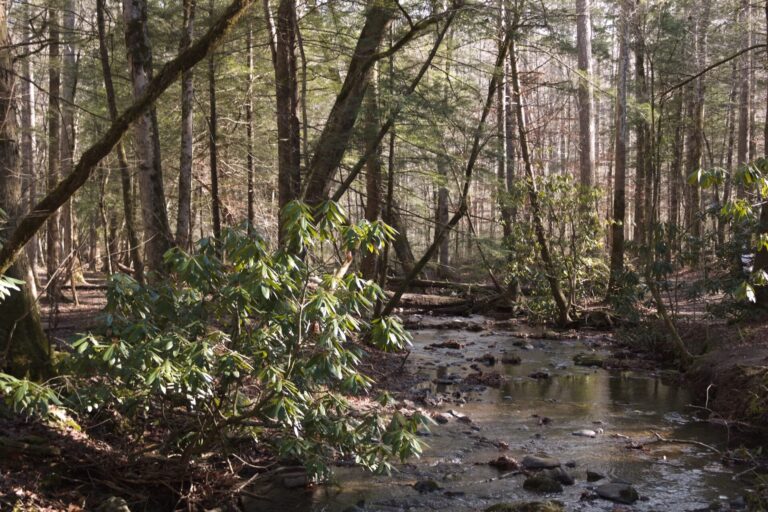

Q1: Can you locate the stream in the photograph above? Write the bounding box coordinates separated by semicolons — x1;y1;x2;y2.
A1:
250;316;747;511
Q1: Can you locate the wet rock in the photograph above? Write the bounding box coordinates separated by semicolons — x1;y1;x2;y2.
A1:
572;428;602;438
523;474;563;493
564;461;577;468
433;413;451;424
730;496;747;509
429;340;463;349
545;467;575;486
596;482;639;504
413;479;442;493
522;455;561;470
573;352;604;368
488;455;520;471
484;502;565;512
97;497;131;512
529;371;550;379
523;343;535;350
502;353;522;365
464;372;508;388
448;409;471;423
475;353;497;365
586;470;606;482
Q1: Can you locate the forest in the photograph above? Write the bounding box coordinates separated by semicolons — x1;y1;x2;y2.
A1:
2;0;768;509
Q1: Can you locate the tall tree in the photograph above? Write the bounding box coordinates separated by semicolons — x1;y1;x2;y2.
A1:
266;0;301;243
176;0;196;249
97;0;144;281
46;5;62;300
576;0;594;188
208;0;222;241
683;0;711;240
736;0;751;198
509;33;571;326
609;0;630;290
361;66;382;280
302;0;398;204
123;0;174;273
246;24;255;232
0;0;51;378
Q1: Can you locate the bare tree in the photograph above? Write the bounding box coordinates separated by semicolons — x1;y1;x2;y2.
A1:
576;0;594;188
0;0;50;378
176;0;196;249
609;0;630;291
123;0;175;273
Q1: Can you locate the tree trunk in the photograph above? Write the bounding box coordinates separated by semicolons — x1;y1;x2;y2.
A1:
60;0;80;303
19;4;37;281
0;0;51;378
266;0;301;243
632;5;648;243
576;0;594;188
361;66;382;280
509;36;571;326
176;0;196;249
753;0;768;304
669;93;684;236
246;25;255;232
302;0;397;205
46;6;62;300
736;0;751;198
97;0;145;281
609;0;630;291
683;0;710;241
123;0;174;273
208;0;222;241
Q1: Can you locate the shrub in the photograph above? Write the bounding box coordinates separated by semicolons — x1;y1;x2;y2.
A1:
68;201;426;476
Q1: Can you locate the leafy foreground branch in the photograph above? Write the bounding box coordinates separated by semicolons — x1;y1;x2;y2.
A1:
1;202;428;502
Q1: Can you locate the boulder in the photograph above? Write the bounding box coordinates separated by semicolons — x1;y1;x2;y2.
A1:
521;455;561;470
596;482;639;504
573;353;604;368
523;474;563;493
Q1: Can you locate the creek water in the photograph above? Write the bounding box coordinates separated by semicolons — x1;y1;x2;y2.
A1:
251;317;746;511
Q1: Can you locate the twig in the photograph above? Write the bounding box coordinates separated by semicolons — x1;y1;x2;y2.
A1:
648;431;721;455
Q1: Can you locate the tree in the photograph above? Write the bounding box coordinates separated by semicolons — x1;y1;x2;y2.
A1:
46;4;62;300
609;0;630;291
266;0;301;243
0;0;51;378
208;0;222;241
176;0;196;250
97;0;145;281
123;0;175;273
576;0;594;188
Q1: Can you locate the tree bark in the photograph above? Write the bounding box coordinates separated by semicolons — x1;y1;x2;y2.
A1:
361;66;382;280
123;0;175;273
176;0;196;249
576;0;594;188
246;24;255;233
97;0;145;282
19;5;37;283
0;0;256;276
683;0;711;241
266;0;301;244
609;0;630;291
302;0;398;205
753;0;768;304
46;5;62;301
0;0;51;378
736;0;751;198
208;0;222;241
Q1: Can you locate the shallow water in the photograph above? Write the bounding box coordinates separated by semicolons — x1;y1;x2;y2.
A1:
249;318;747;511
